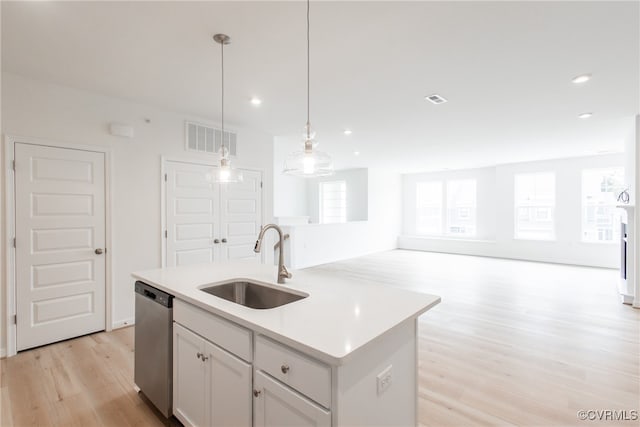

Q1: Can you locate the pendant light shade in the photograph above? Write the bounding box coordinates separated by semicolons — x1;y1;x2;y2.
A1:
283;124;333;177
213;33;243;184
217;156;244;182
282;0;333;178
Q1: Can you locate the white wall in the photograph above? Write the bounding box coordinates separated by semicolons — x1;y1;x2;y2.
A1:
273;151;369;225
624;118;637;205
635;115;640;307
0;6;4;357
1;72;274;355
400;154;625;268
284;168;401;269
306;168;368;223
272;137;308;218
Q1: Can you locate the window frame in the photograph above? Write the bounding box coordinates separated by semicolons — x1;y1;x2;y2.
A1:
415;181;444;236
318;180;347;224
513;172;556;241
445;179;477;237
415;179;477;238
581;167;624;244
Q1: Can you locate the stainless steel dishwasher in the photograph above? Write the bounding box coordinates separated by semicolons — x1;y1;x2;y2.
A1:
134;281;174;418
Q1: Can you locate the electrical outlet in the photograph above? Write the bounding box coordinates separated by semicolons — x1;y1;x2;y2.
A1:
376;365;393;395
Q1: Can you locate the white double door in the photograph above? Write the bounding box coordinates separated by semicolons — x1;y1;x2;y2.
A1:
165;161;263;267
14;143;106;351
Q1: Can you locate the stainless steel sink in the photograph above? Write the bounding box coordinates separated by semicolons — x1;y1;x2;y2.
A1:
200;281;307;309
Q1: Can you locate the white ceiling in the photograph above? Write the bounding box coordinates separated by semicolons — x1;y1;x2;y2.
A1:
2;1;638;172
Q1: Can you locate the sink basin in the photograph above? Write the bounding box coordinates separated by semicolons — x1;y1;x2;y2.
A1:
200;281;307;309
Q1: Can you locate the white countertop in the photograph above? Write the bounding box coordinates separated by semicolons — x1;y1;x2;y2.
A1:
132;262;441;365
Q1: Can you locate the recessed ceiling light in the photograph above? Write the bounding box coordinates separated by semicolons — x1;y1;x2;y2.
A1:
250;97;262;106
578;112;593;119
571;74;592;84
353;151;360;156
425;94;447;104
343;129;353;135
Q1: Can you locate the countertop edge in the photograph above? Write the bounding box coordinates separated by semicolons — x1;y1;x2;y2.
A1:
131;270;441;366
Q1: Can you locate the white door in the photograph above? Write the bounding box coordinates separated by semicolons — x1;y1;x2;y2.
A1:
254;370;331;427
220;170;263;263
173;323;207;427
15;143;106;351
165;161;262;266
206;341;252;427
166;162;220;267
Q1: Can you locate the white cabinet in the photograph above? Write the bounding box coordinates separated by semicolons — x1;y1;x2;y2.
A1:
253;335;331;426
253;370;331;427
173;323;252;427
171;299;418;427
164;161;263;266
206;341;252;427
173;323;207;427
254;335;331;408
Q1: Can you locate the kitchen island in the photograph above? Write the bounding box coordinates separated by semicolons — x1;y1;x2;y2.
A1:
132;262;440;427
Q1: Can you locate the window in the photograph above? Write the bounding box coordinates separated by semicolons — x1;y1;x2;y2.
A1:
446;180;477;236
514;172;555;240
582;167;624;243
416;182;443;234
319;181;347;224
416;179;477;237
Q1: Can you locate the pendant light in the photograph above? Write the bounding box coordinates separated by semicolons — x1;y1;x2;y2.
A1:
283;0;333;177
213;33;243;183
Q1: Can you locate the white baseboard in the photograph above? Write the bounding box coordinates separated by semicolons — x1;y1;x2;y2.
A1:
0;347;6;359
112;317;135;329
620;294;634;304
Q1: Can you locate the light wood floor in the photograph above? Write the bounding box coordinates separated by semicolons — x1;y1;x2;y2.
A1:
2;250;639;426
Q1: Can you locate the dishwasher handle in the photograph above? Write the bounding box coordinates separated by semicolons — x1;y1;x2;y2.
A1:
144;289;157;300
135;281;174;308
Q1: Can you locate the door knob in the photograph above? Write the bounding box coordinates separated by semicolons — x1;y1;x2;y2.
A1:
221;238;228;243
95;248;104;255
281;364;290;374
253;389;261;397
213;239;220;244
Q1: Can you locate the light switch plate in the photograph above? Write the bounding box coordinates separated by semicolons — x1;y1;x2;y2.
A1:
376;365;393;395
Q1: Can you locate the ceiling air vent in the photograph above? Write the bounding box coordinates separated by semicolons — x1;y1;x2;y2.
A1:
185;121;237;156
425;94;448;105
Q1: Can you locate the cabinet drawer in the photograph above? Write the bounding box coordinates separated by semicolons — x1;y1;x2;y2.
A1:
174;299;252;362
255;335;331;408
254;370;330;427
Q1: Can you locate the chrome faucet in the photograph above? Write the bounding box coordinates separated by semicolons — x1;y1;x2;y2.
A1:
254;224;292;284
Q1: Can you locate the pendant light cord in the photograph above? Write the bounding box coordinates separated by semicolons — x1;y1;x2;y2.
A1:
306;0;310;137
221;40;226;158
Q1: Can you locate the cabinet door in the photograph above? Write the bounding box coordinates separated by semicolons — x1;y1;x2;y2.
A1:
205;341;252;427
173;323;207;427
254;370;331;427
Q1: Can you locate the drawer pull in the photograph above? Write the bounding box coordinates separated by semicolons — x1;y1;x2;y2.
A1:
281;364;290;374
253;389;261;397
